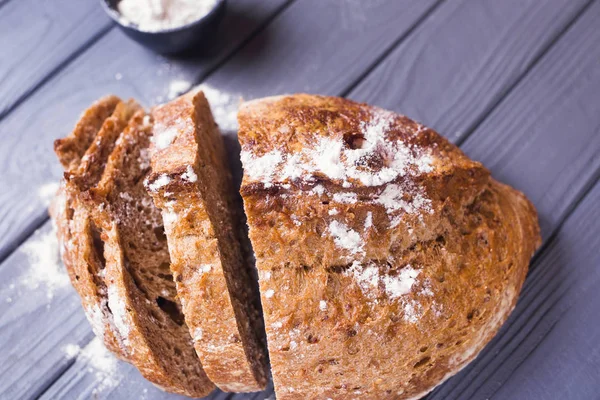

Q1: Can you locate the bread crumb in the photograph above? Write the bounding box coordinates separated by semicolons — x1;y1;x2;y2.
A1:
264;289;275;298
193;327;203;341
319;300;327;311
328;208;339;216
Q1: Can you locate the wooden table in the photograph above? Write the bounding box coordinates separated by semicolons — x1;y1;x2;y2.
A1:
1;0;599;399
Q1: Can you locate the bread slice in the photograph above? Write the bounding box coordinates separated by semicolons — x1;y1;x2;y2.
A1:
237;95;541;399
53;99;214;397
145;91;269;392
51;98;139;360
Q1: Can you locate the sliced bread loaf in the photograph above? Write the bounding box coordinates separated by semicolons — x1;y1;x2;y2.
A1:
145;91;269;392
237;95;541;399
53;99;214;397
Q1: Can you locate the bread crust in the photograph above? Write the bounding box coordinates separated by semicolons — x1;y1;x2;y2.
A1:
146;91;268;392
238;95;541;399
54;95;120;171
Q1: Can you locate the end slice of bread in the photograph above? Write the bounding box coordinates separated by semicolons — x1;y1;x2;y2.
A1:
145;91;269;392
51;99;138;360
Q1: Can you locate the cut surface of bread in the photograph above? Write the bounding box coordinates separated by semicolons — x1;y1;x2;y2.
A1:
52;99;214;397
145;91;268;392
237;94;541;399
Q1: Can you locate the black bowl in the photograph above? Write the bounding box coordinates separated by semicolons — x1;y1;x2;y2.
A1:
101;0;226;55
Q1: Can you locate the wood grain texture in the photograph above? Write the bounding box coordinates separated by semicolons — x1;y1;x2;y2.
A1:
202;0;440;98
0;0;291;263
0;0;112;118
348;0;591;143
424;2;600;398
0;221;94;400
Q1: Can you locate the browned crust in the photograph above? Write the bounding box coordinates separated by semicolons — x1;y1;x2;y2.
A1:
54;95;120;172
237;95;541;399
146;91;268;392
67;99;141;191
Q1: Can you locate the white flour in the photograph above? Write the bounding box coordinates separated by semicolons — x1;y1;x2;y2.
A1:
20;226;70;300
38;182;60;207
118;0;218;32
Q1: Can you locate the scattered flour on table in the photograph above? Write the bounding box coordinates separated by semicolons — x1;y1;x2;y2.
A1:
160;81;241;131
167;79;192;100
63;343;82;359
118;0;218;32
20;226;69;300
82;338;120;394
38;182;60;207
60;339;119;393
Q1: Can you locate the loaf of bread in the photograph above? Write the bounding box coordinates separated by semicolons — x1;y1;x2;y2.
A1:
51;92;541;399
237;94;541;399
145;91;269;392
52;98;214;397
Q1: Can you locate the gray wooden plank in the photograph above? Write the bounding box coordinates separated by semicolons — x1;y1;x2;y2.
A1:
0;221;94;400
0;0;112;118
348;0;591;144
200;0;441;97
0;0;292;263
1;1;441;398
432;181;600;400
421;2;600;398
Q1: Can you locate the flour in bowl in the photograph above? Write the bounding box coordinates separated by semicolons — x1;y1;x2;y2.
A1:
118;0;218;32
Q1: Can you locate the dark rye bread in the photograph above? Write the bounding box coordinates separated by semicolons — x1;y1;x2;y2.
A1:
237;95;541;399
145;91;268;392
54;99;214;397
